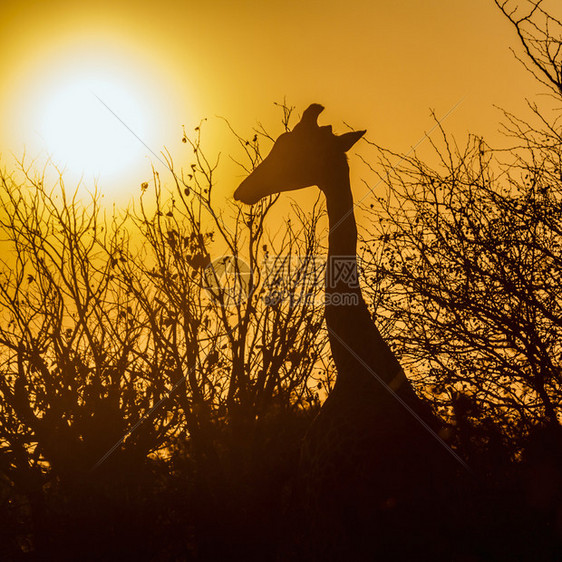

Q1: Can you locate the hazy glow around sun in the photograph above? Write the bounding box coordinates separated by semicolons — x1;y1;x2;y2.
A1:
1;36;193;200
38;76;151;179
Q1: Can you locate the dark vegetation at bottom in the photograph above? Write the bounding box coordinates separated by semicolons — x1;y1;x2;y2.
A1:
2;409;560;561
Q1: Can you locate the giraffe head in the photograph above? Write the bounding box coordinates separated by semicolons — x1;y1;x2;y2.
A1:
234;104;366;205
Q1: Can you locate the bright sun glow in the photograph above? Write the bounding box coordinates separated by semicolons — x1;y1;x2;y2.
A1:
38;77;151;179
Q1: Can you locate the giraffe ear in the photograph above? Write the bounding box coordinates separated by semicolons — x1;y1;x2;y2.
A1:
337;130;366;152
298;104;325;128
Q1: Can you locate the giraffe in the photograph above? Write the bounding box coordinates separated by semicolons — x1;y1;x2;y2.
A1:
234;104;463;560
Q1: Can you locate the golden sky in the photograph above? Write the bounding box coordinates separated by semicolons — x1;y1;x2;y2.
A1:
0;0;553;202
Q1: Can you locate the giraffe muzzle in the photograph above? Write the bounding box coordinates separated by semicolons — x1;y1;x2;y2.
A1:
233;176;267;205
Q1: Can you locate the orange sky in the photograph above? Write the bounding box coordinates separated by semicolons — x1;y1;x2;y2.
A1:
0;0;557;203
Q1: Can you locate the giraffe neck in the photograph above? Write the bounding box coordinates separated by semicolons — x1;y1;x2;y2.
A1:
321;164;402;392
325;170;359;291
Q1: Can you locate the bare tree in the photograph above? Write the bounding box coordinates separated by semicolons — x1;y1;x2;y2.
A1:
495;0;562;95
125;119;330;555
0;163;183;554
359;1;562;452
0;108;330;558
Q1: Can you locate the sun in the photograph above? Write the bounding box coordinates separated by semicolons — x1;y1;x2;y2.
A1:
37;76;151;180
2;34;194;199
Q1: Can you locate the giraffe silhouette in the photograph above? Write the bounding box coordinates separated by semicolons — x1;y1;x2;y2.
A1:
234;104;464;560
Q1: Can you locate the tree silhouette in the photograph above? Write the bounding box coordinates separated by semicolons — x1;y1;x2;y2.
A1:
0;116;330;558
495;0;562;95
360;0;562;455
